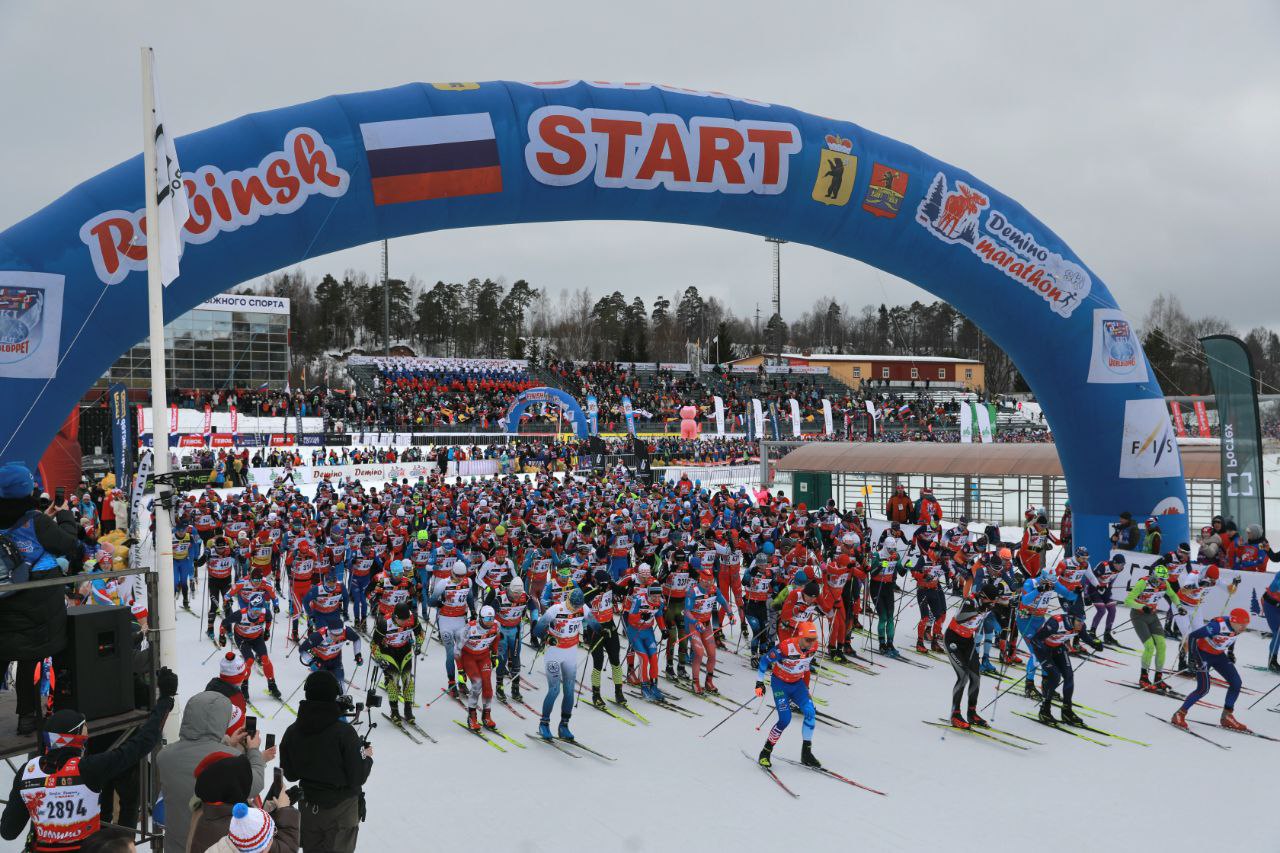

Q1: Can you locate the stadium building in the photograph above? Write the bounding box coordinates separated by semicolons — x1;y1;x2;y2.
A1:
727;352;985;392
97;293;291;391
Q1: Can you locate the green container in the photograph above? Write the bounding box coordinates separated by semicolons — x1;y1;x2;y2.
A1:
792;472;832;509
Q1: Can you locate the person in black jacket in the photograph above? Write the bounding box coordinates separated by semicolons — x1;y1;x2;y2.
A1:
0;667;178;850
279;671;371;853
0;463;84;735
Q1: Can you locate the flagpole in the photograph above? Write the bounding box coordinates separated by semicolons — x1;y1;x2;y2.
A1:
141;47;180;700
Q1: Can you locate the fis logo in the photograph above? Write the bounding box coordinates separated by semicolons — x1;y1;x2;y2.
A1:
1119;399;1182;479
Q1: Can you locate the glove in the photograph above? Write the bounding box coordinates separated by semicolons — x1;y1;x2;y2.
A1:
355;652;364;666
218;632;227;648
1143;605;1154;614
157;666;179;698
272;602;280;614
754;680;765;697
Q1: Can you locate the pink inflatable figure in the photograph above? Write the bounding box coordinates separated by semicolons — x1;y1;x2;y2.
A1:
679;405;700;439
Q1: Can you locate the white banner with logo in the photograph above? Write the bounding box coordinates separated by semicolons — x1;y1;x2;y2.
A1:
248;459;502;486
822;399;833;436
959;403;974;443
752;399;764;438
713;396;725;435
975;403;994;443
789;398;801;437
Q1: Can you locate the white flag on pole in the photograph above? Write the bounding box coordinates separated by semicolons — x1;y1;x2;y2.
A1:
148;50;190;286
821;399;834;436
788;398;801;437
712;395;725;435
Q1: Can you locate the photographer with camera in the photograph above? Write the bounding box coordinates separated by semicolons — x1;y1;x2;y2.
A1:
279;671;372;853
186;753;298;853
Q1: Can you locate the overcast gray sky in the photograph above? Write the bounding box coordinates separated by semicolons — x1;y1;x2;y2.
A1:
2;0;1277;330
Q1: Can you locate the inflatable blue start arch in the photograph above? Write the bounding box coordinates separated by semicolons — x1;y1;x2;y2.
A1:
503;386;589;438
0;78;1188;556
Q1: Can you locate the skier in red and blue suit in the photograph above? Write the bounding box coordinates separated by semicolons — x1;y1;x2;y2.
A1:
1172;609;1252;732
754;621;821;770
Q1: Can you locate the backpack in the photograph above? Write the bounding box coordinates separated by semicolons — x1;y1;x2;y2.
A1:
0;532;32;598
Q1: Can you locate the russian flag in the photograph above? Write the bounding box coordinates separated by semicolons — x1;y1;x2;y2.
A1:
360;113;502;206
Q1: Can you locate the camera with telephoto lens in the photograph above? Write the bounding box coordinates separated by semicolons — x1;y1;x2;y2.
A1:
337;694;356;715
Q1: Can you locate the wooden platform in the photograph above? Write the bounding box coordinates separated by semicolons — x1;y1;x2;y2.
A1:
0;689;153;762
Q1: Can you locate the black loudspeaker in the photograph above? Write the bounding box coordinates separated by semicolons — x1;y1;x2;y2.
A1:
53;606;134;722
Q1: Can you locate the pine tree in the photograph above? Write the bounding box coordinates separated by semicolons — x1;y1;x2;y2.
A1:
919;174;945;226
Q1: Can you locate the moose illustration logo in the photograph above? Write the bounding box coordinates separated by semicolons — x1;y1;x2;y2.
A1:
916;171;1091;319
918;173;987;244
811;133;856;207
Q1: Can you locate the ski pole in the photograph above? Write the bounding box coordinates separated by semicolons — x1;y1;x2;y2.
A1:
1247;677;1280;710
755;705;776;732
701;693;759;738
345;660;363;692
271;679;306;719
573;635;605;708
420;686;450;708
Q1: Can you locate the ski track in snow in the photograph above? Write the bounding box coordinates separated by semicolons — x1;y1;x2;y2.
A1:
161;482;1277;853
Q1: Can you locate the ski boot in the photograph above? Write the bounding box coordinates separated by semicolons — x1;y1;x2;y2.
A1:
267;679;282;700
1038;702;1056;725
930;637;945;654
1270;657;1280;674
206;626;215;640
538;717;554;740
1059;706;1085;727
1103;631;1120;647
511;679;523;703
388;701;401;723
403;704;415;725
829;647;848;663
1152;674;1171;694
979;659;999;676
614;684;628;706
1220;710;1250;732
750;654;760;670
800;740;821;769
758;740;774;768
1138;671;1153;690
967;709;989;729
447;681;460;699
714;629;727;649
915;639;928;654
704;679;719;696
591;687;607;710
884;644;904;660
557;717;575;742
1023;681;1042;700
467;708;481;731
482;708;496;730
240;681;251;701
676;664;689;682
949;711;970;730
664;663;677;680
642;681;660;701
1170;708;1188;729
496;682;506;703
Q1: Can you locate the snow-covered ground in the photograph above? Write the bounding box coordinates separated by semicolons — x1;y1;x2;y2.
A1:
159;482;1278;853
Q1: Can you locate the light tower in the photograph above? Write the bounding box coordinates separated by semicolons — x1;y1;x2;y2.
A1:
765;237;786;363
